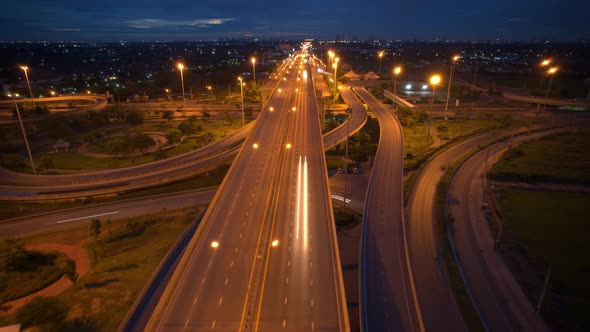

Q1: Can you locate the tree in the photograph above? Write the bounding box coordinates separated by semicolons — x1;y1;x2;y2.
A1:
106;137;130;155
165;129;182;144
16;296;68;329
39;155;54;171
89;219;102;239
161;110;174;121
128;133;156;153
0;238;28;271
413;109;429;123
64;259;78;283
126;109;145;125
178;119;196;136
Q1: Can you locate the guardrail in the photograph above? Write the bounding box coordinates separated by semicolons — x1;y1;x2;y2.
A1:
118;210;206;332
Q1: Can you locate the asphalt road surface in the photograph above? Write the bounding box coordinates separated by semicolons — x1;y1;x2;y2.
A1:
447;127;580;332
147;50;348;331
353;87;423;332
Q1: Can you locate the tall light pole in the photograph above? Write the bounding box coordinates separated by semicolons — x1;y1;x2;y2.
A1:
251;57;256;83
333;57;340;105
542;67;558;112
343;107;351;208
177;63;186;105
238;77;245;126
20;66;35;107
393;66;402;95
430;74;441;107
165;88;170;101
378;51;384;74
444;55;460;121
207;85;213;98
328;51;335;74
538;58;551;89
7;94;36;174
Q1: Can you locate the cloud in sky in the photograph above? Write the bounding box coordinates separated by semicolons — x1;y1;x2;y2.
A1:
127;18;235;29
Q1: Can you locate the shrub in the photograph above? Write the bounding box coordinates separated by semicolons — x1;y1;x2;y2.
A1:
16;296;68;328
126;109;144;125
0;238;28;271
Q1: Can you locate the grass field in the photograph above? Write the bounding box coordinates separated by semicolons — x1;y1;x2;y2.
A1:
0;208;197;331
0;251;71;303
495;188;590;332
489;130;590;185
28;119;243;172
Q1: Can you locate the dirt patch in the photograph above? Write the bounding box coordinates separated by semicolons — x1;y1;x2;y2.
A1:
0;243;89;316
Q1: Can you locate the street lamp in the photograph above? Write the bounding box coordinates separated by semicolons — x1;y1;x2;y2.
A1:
238;77;245;126
328;50;335;74
207;85;213;98
20;66;35;107
165;88;170;101
333;57;340;105
538;58;552;90
343;107;352;208
177;63;186;105
251;57;256;83
429;74;441;107
393;66;402;95
544;66;558;104
378;51;384;74
444;55;460;121
7;93;36;174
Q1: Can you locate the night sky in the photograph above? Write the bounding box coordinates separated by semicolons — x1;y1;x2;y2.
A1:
0;0;588;41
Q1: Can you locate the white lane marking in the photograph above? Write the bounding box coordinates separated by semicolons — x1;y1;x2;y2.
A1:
211;320;216;328
331;194;352;203
312;321;315;331
193;296;199;304
55;211;120;224
218;297;223;305
283;320;286;328
184;320;189;328
296;156;302;239
225;277;229;285
304;157;309;247
230;261;234;268
284;297;288;304
286;277;289;285
310;299;314;307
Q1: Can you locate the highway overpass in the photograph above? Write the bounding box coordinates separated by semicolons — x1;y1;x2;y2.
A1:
146;49;349;331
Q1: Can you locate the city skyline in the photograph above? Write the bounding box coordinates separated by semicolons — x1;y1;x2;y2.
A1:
1;0;589;41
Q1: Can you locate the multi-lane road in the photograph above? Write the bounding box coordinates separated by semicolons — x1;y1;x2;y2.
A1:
147;51;348;331
353;87;423;332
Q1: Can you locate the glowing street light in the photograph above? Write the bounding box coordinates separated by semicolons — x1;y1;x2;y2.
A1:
378;51;384;74
538;58;552;89
333;57;340;105
328;50;335;74
177;63;186;105
238;77;245;126
7;93;35;174
210;241;219;248
444;55;460;121
19;66;35;107
545;66;559;99
429;74;441;107
393;66;402;95
251;57;257;83
206;85;213;98
271;239;279;247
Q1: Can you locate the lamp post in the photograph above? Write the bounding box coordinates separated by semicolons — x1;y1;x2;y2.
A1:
378;51;384;74
165;88;170;101
538;59;551;89
177;63;186;105
429;75;441;144
333;57;339;105
343;107;352;208
542;67;558;112
393;66;402;95
207;85;213;98
20;66;35;107
238;77;245;126
328;51;335;74
251;57;256;83
444;55;460;121
430;74;441;107
7;94;36;174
